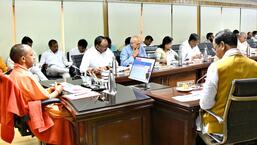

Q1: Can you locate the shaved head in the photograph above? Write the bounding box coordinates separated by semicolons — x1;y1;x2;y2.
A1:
10;44;31;63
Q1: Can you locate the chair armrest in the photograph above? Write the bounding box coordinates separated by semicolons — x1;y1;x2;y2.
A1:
41;98;61;106
202;109;224;124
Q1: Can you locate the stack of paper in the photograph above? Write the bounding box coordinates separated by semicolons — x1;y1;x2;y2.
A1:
61;82;91;94
63;91;100;100
61;82;101;100
173;91;202;102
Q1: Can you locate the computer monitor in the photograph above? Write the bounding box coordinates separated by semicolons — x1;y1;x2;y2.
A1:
128;57;155;84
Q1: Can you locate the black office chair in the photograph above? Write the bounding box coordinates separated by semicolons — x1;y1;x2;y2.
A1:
198;43;216;56
113;51;121;65
67;51;70;62
198;78;257;145
247;39;257;48
172;44;180;54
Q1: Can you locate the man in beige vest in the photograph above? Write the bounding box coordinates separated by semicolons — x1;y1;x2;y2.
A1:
198;30;257;135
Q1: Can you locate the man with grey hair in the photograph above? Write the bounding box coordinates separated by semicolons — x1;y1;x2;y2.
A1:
237;32;256;55
120;35;147;66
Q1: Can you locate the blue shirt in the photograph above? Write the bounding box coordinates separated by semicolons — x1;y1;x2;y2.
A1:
120;45;147;66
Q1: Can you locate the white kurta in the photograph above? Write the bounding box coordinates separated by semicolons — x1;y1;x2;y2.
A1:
180;40;201;62
79;46;115;73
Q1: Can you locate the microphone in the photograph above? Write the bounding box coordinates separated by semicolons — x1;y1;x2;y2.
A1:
196;74;207;84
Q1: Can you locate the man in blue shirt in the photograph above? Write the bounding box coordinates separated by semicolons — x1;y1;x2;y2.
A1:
120;36;147;66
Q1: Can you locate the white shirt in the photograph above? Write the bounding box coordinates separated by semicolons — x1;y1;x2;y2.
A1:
80;46;115;73
155;48;178;62
69;47;85;63
237;40;255;55
180;40;201;61
39;50;71;68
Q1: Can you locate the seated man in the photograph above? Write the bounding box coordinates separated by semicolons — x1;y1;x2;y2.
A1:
180;33;201;62
9;44;74;145
7;36;48;81
142;35;154;47
69;39;88;66
0;57;8;73
199;30;257;135
120;36;147;66
237;32;256;55
80;36;115;74
40;39;72;79
203;32;214;43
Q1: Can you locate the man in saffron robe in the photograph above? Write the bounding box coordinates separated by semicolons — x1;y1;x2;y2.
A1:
9;44;74;145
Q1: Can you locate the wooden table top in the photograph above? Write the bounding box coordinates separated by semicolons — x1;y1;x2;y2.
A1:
146;87;200;109
116;62;211;83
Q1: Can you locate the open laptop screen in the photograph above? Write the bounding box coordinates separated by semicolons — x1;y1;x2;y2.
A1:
128;57;155;83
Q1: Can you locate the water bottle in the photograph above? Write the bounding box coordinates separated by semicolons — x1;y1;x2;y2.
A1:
166;51;171;66
112;56;117;76
178;49;182;66
246;46;250;57
107;70;117;95
203;47;208;62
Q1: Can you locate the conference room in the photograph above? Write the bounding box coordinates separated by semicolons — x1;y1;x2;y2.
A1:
1;0;257;145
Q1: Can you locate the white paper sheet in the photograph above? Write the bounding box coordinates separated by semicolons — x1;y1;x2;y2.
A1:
173;91;202;102
63;91;100;100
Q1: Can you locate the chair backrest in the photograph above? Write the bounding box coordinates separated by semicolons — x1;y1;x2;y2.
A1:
71;54;84;68
67;51;70;62
222;78;257;144
113;51;121;65
172;44;180;53
247;39;257;48
198;43;216;56
144;46;158;59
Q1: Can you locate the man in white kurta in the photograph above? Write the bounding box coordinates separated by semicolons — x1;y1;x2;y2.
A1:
80;36;115;74
180;33;201;62
237;32;256;55
40;39;72;79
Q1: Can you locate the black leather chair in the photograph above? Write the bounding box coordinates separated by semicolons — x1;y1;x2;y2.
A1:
198;43;216;56
113;51;121;65
198;78;257;145
247;39;257;48
172;44;180;54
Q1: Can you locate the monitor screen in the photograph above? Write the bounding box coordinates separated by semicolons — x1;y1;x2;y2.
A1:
128;57;155;83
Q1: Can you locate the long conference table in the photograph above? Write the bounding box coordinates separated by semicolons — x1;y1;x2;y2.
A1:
41;56;257;145
116;62;210;87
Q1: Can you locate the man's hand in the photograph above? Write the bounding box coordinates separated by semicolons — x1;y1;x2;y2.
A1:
132;48;139;58
54;84;63;95
88;66;107;75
